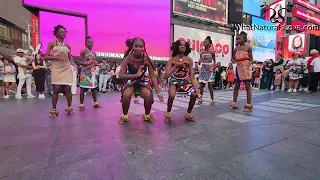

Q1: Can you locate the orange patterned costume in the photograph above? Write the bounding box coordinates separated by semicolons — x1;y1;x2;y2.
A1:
234;51;252;82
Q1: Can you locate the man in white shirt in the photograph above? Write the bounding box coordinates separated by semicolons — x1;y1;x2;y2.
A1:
115;63;122;91
309;49;320;93
14;48;35;99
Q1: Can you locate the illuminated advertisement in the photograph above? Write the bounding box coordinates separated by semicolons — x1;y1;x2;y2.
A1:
243;0;261;17
31;14;39;49
250;17;276;62
286;33;306;58
293;8;320;25
294;0;320;14
172;0;227;24
39;11;85;56
173;25;231;66
23;0;171;59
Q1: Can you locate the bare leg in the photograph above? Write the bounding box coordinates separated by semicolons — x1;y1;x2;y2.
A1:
121;87;134;115
52;85;60;109
64;86;72;107
288;79;293;89
293;80;299;90
208;82;214;100
232;81;240;103
187;92;197;113
80;88;85;104
141;87;153;115
167;85;176;112
244;81;252;104
199;82;205;97
91;88;98;102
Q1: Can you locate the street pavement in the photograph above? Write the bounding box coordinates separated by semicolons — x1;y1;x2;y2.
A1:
0;89;320;180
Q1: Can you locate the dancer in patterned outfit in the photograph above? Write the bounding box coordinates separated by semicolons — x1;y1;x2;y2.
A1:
78;36;101;111
198;36;216;105
230;31;253;112
118;37;163;124
45;25;77;117
164;40;201;122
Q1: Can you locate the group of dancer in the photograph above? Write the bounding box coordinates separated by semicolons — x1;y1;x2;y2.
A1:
45;24;253;121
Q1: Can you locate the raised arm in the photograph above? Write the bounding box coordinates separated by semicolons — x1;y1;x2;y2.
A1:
146;58;161;94
119;56;138;80
187;57;200;95
164;59;177;78
45;41;59;61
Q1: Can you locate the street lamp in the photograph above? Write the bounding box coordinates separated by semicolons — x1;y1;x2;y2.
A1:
21;17;34;50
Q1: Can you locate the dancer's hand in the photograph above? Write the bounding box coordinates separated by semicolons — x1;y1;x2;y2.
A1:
157;93;164;102
135;65;144;78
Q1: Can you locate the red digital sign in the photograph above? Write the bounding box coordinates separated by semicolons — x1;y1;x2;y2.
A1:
31;14;39;49
294;0;320;14
293;8;320;25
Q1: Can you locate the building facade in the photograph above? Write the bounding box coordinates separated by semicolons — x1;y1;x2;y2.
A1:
0;0;31;55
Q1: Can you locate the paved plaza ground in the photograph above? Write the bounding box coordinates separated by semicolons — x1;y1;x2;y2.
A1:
0;90;320;180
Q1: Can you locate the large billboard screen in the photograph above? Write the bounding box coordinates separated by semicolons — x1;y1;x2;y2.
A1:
39;11;85;56
172;0;227;24
24;0;171;60
243;0;261;17
173;25;232;66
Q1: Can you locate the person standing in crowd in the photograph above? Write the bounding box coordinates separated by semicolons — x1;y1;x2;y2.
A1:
45;58;52;96
164;40;201;122
32;53;47;98
99;60;110;93
272;54;285;90
308;49;320;93
214;62;222;89
115;62;122;91
45;25;77;117
78;36;101;111
14;48;35;99
262;59;274;90
118;37;163;123
230;31;253;112
70;56;77;96
197;36;216;105
0;53;4;97
227;63;235;89
1;57;16;99
299;54;309;92
286;52;304;93
274;69;283;91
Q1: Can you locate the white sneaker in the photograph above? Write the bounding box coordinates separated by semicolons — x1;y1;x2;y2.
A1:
4;95;9;99
27;94;35;98
287;89;293;93
304;88;308;92
16;95;22;99
293;89;297;93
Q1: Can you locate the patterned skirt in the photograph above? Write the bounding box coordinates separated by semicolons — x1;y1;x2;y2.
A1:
235;60;252;82
169;78;194;97
199;70;215;83
121;79;154;103
79;69;97;88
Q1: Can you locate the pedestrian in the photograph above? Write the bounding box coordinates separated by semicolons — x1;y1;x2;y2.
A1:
32;53;47;98
274;69;282;91
1;57;16;99
286;52;304;93
164;39;201;122
308;49;320;93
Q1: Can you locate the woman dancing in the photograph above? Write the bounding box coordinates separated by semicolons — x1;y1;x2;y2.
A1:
45;25;77;117
230;31;253;112
119;37;163;124
78;36;101;111
198;36;216;105
164;40;201;122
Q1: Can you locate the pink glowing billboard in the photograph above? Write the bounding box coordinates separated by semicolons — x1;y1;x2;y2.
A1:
39;11;85;56
24;0;171;60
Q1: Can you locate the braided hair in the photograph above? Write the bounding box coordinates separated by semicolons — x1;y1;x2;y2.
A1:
171;40;191;57
123;37;155;69
205;36;212;45
53;25;67;37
